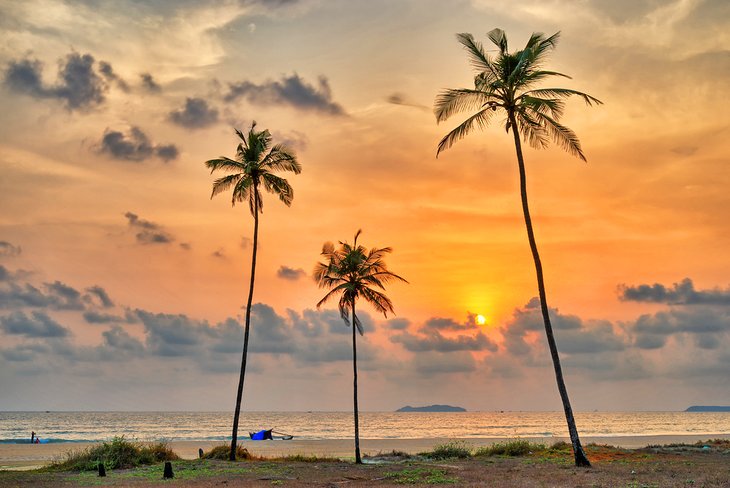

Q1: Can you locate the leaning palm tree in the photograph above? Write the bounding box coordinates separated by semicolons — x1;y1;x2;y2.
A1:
314;230;407;464
434;28;602;467
205;122;302;461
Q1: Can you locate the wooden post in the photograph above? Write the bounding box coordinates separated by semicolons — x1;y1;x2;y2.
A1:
163;461;174;479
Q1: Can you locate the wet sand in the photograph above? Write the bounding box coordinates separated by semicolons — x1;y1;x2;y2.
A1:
2;434;729;470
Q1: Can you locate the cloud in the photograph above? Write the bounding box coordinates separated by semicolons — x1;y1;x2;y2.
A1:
168;97;219;129
82;311;125;324
390;314;498;353
98;61;129;92
632;307;730;350
501;299;627;357
385;318;410;330
3;52;110;111
155;144;179;161
0;276;85;311
136;309;203;357
386;92;429;110
276;266;306;281
211;248;226;259
0;311;69;338
123;212;175;245
0;241;21;257
619;278;730;305
411;351;477;375
84;286;114;308
140;73;161;92
99;127;179;162
392;329;496;353
224;73;345;115
101;326;144;355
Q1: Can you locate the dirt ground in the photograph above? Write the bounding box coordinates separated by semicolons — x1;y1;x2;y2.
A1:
1;443;729;487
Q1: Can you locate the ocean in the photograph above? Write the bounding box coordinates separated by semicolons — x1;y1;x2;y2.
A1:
1;411;729;444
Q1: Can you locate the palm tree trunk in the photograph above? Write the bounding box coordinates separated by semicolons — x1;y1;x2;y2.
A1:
508;113;590;467
229;185;260;461
351;300;362;464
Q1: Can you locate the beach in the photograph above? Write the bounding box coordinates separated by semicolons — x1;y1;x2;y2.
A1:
3;434;730;470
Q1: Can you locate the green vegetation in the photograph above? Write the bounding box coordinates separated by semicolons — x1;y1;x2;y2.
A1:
201;443;255;460
385;467;458;484
48;436;179;471
422;441;472;460
475;439;543;457
205;122;302;461
434;27;601;467
278;454;342;463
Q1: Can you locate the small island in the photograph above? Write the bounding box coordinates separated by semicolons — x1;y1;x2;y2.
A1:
396;404;466;413
685;406;730;412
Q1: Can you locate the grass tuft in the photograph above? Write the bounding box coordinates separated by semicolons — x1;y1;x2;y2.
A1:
201;444;255;460
475;439;546;457
278;454;342;462
48;436;179;471
421;441;472;460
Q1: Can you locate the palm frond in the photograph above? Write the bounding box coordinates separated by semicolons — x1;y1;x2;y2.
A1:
487;28;508;54
205;157;245;173
520;95;565;119
261;173;294;206
522;88;602;106
455;33;496;76
535;112;587;161
210;173;243;201
360;287;395;317
515;110;549;150
261;144;302;174
434;88;493;123
316;283;349;309
436;108;493;156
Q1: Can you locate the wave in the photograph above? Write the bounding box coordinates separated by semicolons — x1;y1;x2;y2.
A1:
0;438;99;444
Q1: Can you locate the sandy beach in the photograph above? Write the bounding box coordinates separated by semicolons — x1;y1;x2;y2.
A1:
2;434;729;470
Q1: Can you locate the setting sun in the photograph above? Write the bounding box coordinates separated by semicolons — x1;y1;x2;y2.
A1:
476;314;487;326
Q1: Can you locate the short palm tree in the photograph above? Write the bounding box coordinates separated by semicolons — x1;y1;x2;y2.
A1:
314;230;407;464
434;28;602;467
205;122;301;461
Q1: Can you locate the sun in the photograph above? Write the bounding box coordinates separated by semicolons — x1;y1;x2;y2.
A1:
475;314;487;326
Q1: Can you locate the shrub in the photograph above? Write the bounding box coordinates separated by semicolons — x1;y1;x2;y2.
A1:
423;441;472;460
50;436;179;471
202;443;253;460
475;439;544;457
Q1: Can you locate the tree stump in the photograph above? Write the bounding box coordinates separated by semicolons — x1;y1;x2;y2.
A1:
163;461;174;479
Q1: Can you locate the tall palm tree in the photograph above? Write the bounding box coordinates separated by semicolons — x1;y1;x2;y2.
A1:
314;230;407;464
205;122;302;461
434;28;602;467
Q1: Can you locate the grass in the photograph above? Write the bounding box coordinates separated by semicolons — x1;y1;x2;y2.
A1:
384;467;459;484
47;436;179;471
278;454;342;462
201;443;256;460
421;441;472;460
475;439;545;457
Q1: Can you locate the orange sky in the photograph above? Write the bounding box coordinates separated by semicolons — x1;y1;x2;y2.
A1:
1;0;729;412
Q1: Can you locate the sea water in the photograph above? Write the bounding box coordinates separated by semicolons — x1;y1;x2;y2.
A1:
1;411;729;443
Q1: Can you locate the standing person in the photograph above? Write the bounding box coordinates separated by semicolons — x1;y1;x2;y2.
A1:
31;431;35;444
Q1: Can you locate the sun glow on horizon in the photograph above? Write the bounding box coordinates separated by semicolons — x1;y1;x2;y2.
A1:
476;314;487;326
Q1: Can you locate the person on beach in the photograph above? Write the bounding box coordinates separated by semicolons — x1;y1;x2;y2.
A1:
31;431;35;444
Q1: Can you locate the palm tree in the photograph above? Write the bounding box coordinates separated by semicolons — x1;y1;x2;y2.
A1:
205;122;302;461
314;230;407;464
434;28;602;467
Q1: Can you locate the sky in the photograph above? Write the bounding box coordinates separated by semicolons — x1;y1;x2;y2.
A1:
0;0;729;413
